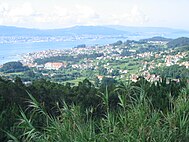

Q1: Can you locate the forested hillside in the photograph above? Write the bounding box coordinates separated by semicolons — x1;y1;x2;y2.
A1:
167;37;189;48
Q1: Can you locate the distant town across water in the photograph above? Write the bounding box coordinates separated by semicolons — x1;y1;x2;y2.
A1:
0;37;128;65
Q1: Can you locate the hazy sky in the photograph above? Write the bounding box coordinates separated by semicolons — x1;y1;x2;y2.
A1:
0;0;188;29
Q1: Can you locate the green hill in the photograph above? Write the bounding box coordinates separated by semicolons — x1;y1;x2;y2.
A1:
167;37;189;48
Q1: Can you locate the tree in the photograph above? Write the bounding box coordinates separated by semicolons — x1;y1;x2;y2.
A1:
111;69;120;76
94;77;100;87
14;77;24;88
99;67;108;75
0;61;29;73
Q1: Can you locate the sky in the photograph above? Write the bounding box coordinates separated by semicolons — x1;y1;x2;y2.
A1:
0;0;188;30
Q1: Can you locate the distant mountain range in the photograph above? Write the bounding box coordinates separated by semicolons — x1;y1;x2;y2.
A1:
0;25;189;38
0;26;128;36
108;25;189;38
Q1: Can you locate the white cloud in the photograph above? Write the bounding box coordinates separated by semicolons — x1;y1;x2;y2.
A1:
0;3;9;24
8;3;33;17
0;2;35;26
129;5;149;24
107;5;149;26
0;2;149;28
48;5;100;27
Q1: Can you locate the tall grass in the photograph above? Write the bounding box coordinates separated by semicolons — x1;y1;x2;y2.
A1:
6;84;189;142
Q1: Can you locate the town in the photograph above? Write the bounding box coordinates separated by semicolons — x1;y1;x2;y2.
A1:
0;37;189;85
0;35;126;44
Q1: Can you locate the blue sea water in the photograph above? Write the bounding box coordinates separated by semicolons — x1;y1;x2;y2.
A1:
0;38;126;65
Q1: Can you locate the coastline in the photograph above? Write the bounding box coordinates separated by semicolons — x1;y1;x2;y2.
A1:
0;37;127;65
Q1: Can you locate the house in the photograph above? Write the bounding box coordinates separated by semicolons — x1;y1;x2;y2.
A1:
36;64;44;70
97;75;104;81
44;62;66;70
23;81;32;86
120;70;128;74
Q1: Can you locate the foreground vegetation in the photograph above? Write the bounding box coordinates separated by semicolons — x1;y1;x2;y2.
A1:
0;76;189;141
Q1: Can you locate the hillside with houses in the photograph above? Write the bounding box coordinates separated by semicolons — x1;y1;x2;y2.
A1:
0;37;189;85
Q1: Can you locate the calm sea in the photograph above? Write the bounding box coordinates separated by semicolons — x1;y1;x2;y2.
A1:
0;38;127;65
